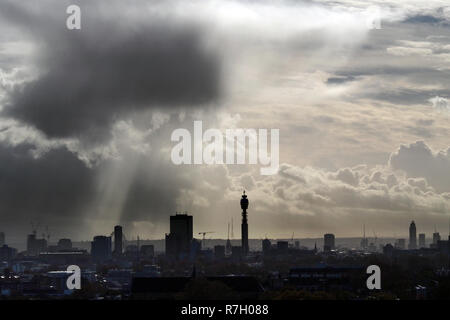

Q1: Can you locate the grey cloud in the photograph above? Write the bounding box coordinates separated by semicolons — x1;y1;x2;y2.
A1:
0;1;221;139
326;76;356;85
403;14;448;25
389;141;450;193
404;125;434;139
0;142;94;238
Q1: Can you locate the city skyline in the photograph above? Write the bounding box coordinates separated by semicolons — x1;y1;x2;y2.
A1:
2;198;450;245
2;205;449;251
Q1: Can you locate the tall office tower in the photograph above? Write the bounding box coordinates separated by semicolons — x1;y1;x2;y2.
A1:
324;233;335;252
240;191;249;256
409;221;417;250
418;233;426;248
433;232;441;245
0;232;4;246
91;235;112;262
226;222;232;255
165;213;193;258
395;238;406;249
26;234;47;256
262;238;271;255
113;225;123;256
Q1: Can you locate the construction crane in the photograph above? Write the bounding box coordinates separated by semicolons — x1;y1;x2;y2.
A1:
198;232;215;241
30;221;39;236
45;226;50;243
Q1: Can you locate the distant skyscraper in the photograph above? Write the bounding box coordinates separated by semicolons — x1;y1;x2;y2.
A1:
91;235;112;262
262;238;271;255
27;234;47;256
165;213;193;258
409;221;417;250
0;245;16;261
0;232;4;247
241;191;249;256
113;225;123;256
395;238;406;249
226;222;232;255
433;232;441;245
324;233;335;252
418;233;426;248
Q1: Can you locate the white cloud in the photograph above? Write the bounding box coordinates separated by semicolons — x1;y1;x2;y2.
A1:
429;96;450;113
389;141;450;193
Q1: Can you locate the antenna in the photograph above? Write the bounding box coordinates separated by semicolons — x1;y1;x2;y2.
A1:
231;218;234;239
137;235;140;263
46;226;50;243
227;222;230;240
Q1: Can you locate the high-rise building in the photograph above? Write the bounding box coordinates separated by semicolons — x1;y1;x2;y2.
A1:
240;191;249;256
0;232;4;246
324;233;335;252
0;245;17;260
226;222;232;255
437;239;450;255
433;232;441;245
57;238;72;251
27;234;47;256
165;213;193;258
91;235;112;262
418;233;426;248
409;221;417;250
262;238;271;255
395;238;406;249
113;225;123;256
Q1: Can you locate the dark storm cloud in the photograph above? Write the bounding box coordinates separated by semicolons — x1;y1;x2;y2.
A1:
403;14;448;25
118;160;190;227
326;76;356;85
0;136;195;239
0;1;221;139
0;142;94;231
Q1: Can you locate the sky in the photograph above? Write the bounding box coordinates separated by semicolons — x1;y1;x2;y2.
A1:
0;0;449;243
